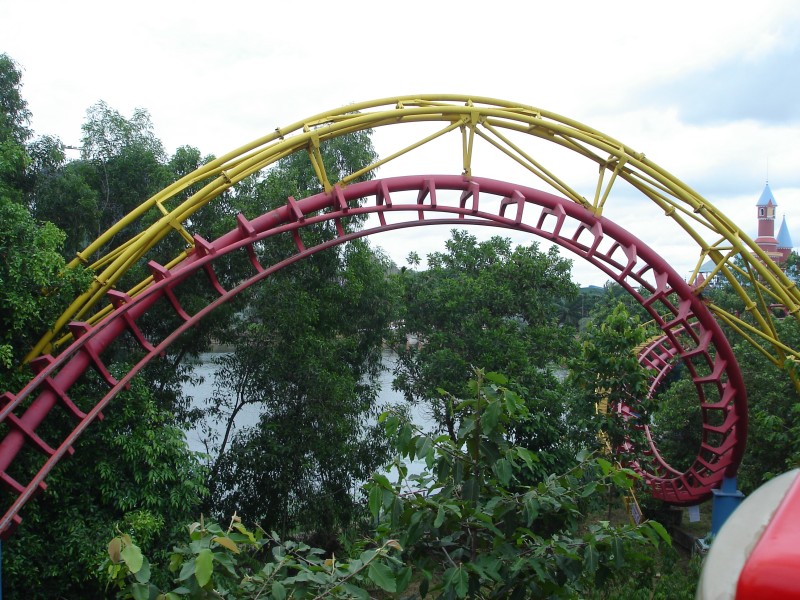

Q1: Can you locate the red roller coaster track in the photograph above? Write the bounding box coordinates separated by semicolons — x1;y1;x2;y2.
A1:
0;175;746;537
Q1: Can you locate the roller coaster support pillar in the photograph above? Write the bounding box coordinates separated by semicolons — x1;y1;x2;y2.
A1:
711;476;745;537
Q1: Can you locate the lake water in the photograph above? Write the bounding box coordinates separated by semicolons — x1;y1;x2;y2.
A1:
182;349;431;476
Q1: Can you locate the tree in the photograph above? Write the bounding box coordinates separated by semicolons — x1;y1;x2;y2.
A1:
585;281;653;327
784;251;800;283
102;371;672;600
33;108;231;423
28;139;101;258
391;231;581;473
369;370;670;598
0;195;92;390
0;53;31;203
729;317;800;492
198;129;402;538
648;374;704;473
2;375;208;599
206;242;399;537
0;63;209;596
569;302;652;454
124;143;235;426
694;259;800;493
0;54;31;143
76;101;170;256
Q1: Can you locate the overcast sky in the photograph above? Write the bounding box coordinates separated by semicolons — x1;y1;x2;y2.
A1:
3;0;800;286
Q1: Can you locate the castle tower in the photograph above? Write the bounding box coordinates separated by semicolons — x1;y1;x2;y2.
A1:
777;215;794;263
755;183;781;261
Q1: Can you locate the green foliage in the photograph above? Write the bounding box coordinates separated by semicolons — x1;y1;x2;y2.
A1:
731;318;800;492
648;374;703;472
0;54;32;144
0;195;93;389
368;370;669;598
199;129;398;537
0;75;223;596
29;144;101;257
784;251;800;283
0;53;31;203
565;286;606;332
0;56;707;598
0;79;396;593
206;241;399;536
0;135;29;202
76;101;171;257
570;303;652;453
586;282;653;327
700;263;800;492
104;516;405;599
585;551;702;600
391;230;580;463
2;374;208;598
103;372;670;599
81;100;165;164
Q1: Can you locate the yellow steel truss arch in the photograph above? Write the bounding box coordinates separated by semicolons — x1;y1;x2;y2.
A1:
27;95;800;377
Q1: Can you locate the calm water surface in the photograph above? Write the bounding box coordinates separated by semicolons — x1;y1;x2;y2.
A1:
182;350;431;478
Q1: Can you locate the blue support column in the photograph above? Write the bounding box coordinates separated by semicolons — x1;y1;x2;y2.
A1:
711;476;745;537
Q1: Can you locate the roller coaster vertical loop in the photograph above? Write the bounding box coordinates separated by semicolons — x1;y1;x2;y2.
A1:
0;175;747;535
2;95;794;537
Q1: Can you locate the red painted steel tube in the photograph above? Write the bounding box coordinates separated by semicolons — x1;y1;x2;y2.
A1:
0;175;746;536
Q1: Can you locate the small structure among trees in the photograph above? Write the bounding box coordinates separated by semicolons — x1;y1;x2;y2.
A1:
754;183;794;264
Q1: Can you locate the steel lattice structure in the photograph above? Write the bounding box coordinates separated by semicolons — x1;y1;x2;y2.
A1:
0;95;794;536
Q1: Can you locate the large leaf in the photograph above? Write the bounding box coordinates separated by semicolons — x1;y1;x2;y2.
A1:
368;484;382;520
368;561;397;593
372;472;392;490
130;582;150;600
584;544;599;574
494;458;512;487
120;543;144;574
341;583;369;599
483;372;509;385
482;398;502;433
178;558;197;582
271;581;287;600
446;566;469;598
611;537;625;568
212;535;240;554
195;548;214;587
396;566;413;593
434;506;446;528
648;520;672;546
462;478;480;503
133;557;151;584
108;537;122;563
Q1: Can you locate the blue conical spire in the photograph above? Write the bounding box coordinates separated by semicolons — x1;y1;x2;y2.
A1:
777;215;793;249
757;183;777;207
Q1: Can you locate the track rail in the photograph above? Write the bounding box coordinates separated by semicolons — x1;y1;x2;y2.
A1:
26;96;800;381
0;175;745;536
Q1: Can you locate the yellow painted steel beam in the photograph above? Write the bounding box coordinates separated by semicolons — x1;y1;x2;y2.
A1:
24;95;800;377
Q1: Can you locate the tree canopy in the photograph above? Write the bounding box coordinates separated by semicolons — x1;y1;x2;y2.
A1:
390;231;582;475
0;53;31;203
193;130;401;539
